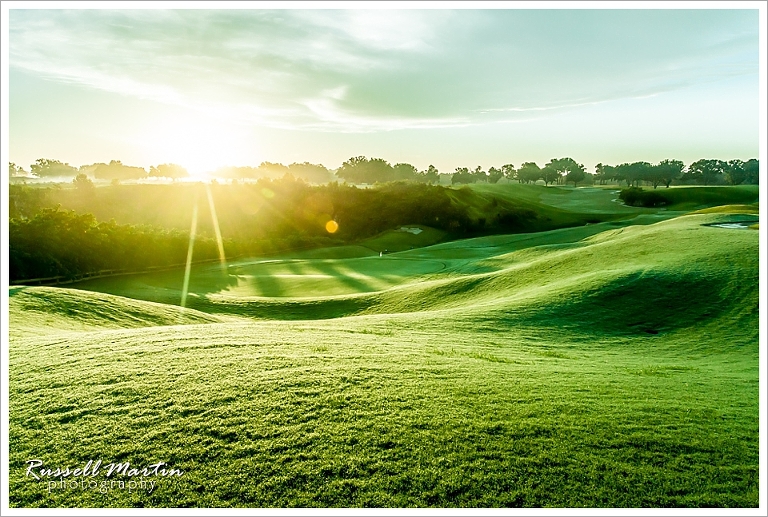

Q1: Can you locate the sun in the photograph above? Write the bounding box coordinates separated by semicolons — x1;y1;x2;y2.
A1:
141;113;254;179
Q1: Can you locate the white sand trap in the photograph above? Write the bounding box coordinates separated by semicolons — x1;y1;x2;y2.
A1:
710;223;752;229
399;227;423;234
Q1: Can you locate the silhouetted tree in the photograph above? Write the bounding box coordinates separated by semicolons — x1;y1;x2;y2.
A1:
472;166;487;183
488;166;504;184
287;162;333;183
73;173;95;192
393;163;418;181
451;167;476;185
743;159;759;184
9;162;28;177
501;164;516;182
256;162;290;179
336;156;395;184
418;165;440;184
649;159;684;188
149;163;189;179
517;162;542;184
540;166;561;186
685;159;726;185
91;160;147;180
546;158;585;186
30;158;78;178
725;159;746;186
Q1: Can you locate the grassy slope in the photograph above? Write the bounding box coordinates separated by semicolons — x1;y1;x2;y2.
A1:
8;209;759;507
8;287;224;339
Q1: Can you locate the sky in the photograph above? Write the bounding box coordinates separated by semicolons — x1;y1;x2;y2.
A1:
4;3;762;176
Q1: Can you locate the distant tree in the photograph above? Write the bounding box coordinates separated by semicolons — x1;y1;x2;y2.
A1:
649;159;684;188
546;157;585;186
613;163;632;186
336;156;395;184
149;163;188;179
418;164;439;184
743;159;759;184
392;163;418;181
501;164;516;182
72;173;95;192
29;158;78;178
725;159;746;186
367;158;394;183
517;162;542;184
256;161;290;179
451;167;476;185
594;163;619;185
336;156;368;183
9;162;28;177
603;164;618;184
594;163;606;184
488;166;504;184
565;168;586;186
471;166;487;183
92;160;147;181
287;162;333;183
685;159;726;185
614;161;651;187
540;166;561;186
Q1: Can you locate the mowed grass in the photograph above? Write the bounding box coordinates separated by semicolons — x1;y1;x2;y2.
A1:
7;205;760;507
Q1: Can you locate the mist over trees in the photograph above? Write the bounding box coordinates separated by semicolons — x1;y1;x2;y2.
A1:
213;162;334;184
8;179;538;282
149;163;189;179
7;148;759;283
336;156;440;184
85;160;149;181
29;159;78;178
9;163;30;177
8;155;759;188
445;156;758;188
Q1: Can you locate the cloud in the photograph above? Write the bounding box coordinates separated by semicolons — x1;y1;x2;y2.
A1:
9;9;759;133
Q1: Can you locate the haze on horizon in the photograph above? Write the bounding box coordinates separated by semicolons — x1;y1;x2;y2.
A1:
6;6;760;176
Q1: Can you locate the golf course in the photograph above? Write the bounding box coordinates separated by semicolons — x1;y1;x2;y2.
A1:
7;183;760;507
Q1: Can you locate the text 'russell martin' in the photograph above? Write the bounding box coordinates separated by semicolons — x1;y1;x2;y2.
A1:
25;459;184;481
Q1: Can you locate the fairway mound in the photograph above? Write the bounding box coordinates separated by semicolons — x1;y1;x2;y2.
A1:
9;286;223;337
151;212;761;336
358;224;447;253
44;212;759;335
363;213;759;340
505;266;757;340
689;204;759;215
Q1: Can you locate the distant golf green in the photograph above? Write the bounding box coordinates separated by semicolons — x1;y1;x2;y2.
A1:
7;185;759;508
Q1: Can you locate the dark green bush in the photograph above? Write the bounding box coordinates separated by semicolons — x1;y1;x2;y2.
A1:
619;187;669;207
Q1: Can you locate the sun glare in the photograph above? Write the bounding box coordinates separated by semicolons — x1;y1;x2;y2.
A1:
142;114;253;179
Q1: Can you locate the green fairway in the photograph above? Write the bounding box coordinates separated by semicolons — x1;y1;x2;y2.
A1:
7;192;760;508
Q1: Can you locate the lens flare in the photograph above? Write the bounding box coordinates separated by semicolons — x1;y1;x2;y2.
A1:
325;220;339;233
180;202;198;309
206;184;227;274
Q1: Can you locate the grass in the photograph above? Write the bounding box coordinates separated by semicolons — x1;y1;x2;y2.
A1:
7;189;760;508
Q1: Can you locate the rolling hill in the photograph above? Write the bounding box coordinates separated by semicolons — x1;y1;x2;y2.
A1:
7;207;759;507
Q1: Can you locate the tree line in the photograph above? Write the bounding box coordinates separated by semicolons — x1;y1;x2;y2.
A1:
8;159;335;184
9;179;538;282
9;159;191;181
594;159;759;188
9;155;759;188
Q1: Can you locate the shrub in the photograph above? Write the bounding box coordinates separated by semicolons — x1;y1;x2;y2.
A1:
619;187;669;207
